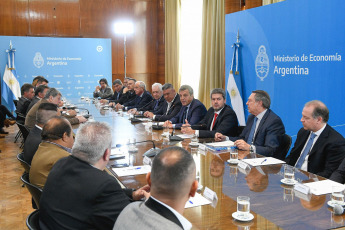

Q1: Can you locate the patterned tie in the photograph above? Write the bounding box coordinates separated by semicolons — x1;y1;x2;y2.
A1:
295;133;317;169
211;113;218;130
247;117;258;144
182;107;187;124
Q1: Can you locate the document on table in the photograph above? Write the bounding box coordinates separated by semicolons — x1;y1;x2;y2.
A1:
185;193;212;209
241;157;285;167
176;134;194;139
138;118;152;122
112;165;151;177
206;141;234;147
304;180;345;195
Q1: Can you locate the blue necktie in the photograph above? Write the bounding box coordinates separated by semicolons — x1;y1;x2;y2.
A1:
154;100;159;110
247;117;258;144
182;107;187;124
295;133;317;169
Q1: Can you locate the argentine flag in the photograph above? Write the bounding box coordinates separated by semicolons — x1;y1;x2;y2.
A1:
227;71;245;126
2;64;21;111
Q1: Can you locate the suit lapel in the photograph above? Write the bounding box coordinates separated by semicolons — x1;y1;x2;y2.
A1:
308;125;329;157
253;109;270;142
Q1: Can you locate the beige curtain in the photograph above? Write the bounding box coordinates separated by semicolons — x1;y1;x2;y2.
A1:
198;0;224;108
165;0;181;91
263;0;285;6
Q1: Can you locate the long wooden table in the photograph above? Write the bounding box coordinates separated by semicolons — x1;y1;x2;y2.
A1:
72;99;345;230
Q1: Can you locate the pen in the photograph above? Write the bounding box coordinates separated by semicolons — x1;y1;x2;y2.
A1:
189;200;193;204
260;159;267;164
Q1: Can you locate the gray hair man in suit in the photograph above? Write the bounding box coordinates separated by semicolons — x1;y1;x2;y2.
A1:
114;146;198;230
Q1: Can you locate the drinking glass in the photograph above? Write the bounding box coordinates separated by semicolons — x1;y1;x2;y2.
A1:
237;196;250;217
229;146;239;164
332;186;345;205
284;165;295;183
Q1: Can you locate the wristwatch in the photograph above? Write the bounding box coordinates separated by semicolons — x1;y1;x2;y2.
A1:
250;145;254;153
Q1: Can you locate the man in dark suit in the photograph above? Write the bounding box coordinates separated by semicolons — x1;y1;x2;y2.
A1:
286;100;345;178
215;90;285;158
114;146;198;230
164;85;207;129
330;158;345;184
129;83;165;115
101;79;125;103
111;78;137;107
182;88;238;138
16;83;35;116
26;84;49;114
39;121;150;230
23;103;59;165
117;81;153;111
144;83;182;122
93;78;113;99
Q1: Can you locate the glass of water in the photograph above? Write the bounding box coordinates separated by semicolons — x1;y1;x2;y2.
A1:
332;186;345;205
237;196;250;218
284;165;295;183
128;138;137;152
229;146;238;164
163;126;170;137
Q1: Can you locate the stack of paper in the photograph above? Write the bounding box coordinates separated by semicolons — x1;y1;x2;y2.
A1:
112;165;151;177
241;157;285;167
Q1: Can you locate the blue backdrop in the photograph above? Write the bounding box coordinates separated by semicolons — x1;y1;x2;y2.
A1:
225;0;345;144
0;36;111;106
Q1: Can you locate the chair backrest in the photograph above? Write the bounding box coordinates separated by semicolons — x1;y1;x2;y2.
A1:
16;122;30;141
21;173;43;209
275;134;292;160
13;99;18;107
17;152;31;173
26;209;40;230
237;126;245;136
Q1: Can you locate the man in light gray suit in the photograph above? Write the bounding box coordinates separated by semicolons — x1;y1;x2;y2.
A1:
114;147;198;230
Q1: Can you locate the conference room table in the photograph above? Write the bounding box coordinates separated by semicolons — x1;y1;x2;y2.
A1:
70;98;345;230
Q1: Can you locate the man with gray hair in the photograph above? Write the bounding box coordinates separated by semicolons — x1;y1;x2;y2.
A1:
114;146;198;230
23;103;60;164
286;100;345;178
181;88;238;138
164;85;207;129
39;121;150;230
129;82;165;115
116;81;153;111
25;88;86;130
215;90;285;158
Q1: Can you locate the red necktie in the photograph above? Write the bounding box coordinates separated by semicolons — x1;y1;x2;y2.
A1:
211;113;218;130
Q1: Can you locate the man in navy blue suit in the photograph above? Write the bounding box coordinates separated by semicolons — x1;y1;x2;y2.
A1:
115;81;153;111
164;85;207;129
181;88;238;138
215;90;285;157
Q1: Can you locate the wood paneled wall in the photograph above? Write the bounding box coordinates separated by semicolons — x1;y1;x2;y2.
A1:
225;0;262;14
0;0;163;88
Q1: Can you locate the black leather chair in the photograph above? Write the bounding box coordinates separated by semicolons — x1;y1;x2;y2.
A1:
275;134;292;160
237;126;245;136
26;209;40;230
17;152;30;173
21;173;43;209
16;122;30;148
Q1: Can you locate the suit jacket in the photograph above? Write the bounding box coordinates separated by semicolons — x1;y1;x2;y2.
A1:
117;90;136;105
39;155;132;230
108;87;125;102
230;109;285;157
114;197;184;230
196;105;238;138
23;125;42;165
93;86;114;99
286;124;345;178
170;99;207;129
124;91;153;110
29;142;70;188
330;157;345;184
17;97;31;115
138;96;165;113
154;94;182;122
26;96;40;114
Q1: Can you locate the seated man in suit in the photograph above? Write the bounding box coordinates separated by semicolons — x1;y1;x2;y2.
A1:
25;88;86;130
144;83;182;122
39;121;149;230
330;158;345;184
32;76;49;88
93;78;114;99
164;85;207;129
26;85;49;114
110;78;137;107
114;146;198;230
101;79;125;104
215;90;285;157
116;81;153;111
129;83;165;115
0;105;16;135
23;103;59;165
16;83;35;116
286;100;345;178
30;116;74;188
181;88;238;138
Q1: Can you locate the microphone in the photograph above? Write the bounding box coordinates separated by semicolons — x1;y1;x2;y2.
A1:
115;140;160;157
169;128;183;142
334;204;344;215
76;108;90;118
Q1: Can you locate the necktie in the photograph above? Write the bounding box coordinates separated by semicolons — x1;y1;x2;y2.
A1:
116;92;120;100
154;100;159;110
295;133;317;169
247;117;258;144
182;107;187;124
211;113;218;130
